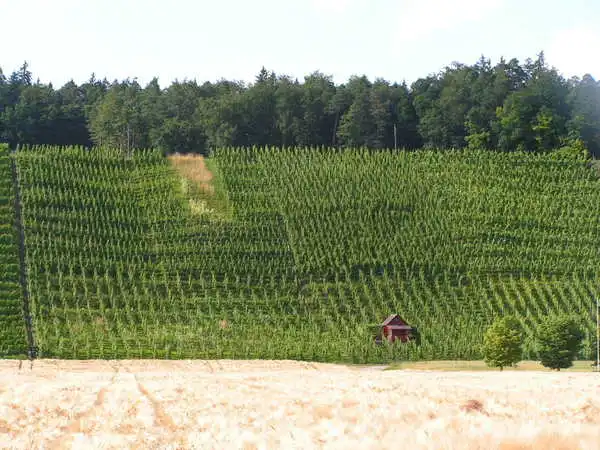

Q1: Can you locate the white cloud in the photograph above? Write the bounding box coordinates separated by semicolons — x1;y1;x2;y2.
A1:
395;0;505;43
311;0;354;13
546;26;600;80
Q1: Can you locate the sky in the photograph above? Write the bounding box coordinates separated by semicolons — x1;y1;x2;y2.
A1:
2;0;599;88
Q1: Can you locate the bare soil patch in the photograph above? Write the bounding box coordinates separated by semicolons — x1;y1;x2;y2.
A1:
0;359;599;449
168;153;214;195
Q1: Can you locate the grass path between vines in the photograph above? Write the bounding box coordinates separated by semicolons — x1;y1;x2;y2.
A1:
168;153;214;194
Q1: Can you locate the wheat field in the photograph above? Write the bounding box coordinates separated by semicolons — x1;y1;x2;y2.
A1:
0;360;598;449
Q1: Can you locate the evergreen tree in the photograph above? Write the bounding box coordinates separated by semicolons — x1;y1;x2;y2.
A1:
296;72;336;147
336;76;373;147
88;79;146;151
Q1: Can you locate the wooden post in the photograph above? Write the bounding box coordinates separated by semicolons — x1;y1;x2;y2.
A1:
596;296;600;372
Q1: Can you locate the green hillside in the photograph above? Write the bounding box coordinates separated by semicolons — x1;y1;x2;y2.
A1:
0;144;28;357
9;145;600;362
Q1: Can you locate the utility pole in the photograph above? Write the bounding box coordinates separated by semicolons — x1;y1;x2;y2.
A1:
394;124;398;150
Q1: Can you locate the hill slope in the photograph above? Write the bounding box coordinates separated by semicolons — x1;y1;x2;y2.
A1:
10;146;600;362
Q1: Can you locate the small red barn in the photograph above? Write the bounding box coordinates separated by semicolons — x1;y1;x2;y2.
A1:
376;314;415;343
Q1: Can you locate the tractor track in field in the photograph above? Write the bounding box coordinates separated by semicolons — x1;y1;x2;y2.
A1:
126;366;189;449
133;376;179;431
1;360;599;449
47;363;120;450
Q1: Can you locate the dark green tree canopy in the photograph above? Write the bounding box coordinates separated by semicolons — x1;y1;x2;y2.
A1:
536;315;584;370
0;55;598;155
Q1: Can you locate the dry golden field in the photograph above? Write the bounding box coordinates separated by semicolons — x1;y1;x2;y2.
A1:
0;360;599;449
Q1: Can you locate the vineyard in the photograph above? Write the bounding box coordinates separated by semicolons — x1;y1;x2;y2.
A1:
0;144;28;357
1;145;600;362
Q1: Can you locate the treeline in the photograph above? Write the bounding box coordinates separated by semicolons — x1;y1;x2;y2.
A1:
1;52;599;156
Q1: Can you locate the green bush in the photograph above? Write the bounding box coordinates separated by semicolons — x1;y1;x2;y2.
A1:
482;316;523;370
536;315;584;370
550;138;590;161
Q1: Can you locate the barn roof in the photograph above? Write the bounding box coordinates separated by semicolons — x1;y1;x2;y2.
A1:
381;314;410;326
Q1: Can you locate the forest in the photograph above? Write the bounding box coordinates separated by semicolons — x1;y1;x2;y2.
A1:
1;52;599;157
